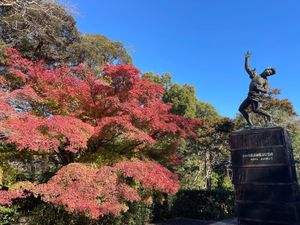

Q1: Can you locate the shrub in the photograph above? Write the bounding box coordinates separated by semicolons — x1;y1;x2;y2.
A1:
28;202;152;225
0;205;19;225
153;189;235;221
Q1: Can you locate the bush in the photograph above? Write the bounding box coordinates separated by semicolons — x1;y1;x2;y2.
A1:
0;205;19;225
153;189;235;221
28;201;152;225
4;190;234;224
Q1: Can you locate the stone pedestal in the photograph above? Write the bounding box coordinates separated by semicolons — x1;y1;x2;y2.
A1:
230;127;300;225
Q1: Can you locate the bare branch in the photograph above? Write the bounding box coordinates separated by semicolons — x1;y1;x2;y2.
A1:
0;0;20;7
0;0;80;62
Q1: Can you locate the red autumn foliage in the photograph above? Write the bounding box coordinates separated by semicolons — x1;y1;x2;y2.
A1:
32;160;179;218
2;115;94;152
33;163;133;218
93;64;201;146
0;190;26;206
115;159;180;195
0;49;201;218
1;49;200;153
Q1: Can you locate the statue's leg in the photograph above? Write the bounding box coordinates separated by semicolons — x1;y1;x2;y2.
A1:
239;98;252;126
251;100;272;123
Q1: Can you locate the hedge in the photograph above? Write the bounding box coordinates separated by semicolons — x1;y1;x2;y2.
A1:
1;189;235;224
153;189;235;221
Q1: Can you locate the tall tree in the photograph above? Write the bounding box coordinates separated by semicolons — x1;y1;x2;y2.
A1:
0;49;200;219
67;34;132;68
142;71;234;190
0;0;80;64
0;1;132;68
142;72;198;118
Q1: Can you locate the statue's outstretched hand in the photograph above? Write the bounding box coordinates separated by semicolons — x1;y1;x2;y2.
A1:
245;51;252;58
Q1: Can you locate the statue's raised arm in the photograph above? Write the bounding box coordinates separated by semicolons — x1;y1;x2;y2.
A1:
244;51;256;79
239;51;276;128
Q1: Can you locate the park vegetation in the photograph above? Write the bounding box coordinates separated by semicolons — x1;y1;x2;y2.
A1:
0;1;299;224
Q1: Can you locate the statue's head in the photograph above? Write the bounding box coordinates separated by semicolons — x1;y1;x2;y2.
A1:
262;67;276;77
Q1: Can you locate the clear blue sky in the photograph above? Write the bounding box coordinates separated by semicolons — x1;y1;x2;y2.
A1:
71;0;300;118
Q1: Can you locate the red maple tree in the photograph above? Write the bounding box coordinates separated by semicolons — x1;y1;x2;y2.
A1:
0;48;201;218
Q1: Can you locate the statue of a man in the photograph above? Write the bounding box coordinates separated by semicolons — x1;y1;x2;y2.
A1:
239;51;276;127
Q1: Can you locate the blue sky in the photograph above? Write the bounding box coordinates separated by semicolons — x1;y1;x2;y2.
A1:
71;0;300;118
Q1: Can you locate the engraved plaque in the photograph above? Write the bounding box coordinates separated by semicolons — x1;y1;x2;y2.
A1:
230;127;300;225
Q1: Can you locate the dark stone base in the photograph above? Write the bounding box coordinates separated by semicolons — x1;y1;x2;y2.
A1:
230;127;300;225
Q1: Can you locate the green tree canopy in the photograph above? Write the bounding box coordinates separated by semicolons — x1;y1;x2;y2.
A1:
67;34;132;67
142;71;234;190
0;0;80;63
0;0;132;67
143;72;201;118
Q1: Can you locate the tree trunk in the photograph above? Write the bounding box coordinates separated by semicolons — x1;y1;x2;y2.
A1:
205;148;212;191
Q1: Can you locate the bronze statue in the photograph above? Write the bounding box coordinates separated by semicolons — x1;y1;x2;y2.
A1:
239;51;276;127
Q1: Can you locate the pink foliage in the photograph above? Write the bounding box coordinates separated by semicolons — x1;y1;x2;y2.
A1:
44;116;94;152
95;115;156;144
0;190;25;206
0;49;200;219
10;85;42;103
115;159;180;194
4;48;32;72
33;160;179;219
1;115;56;151
27;62;93;115
33;163;140;219
102;64;140;92
1;50;200;152
93;64;201;145
2;115;94;152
